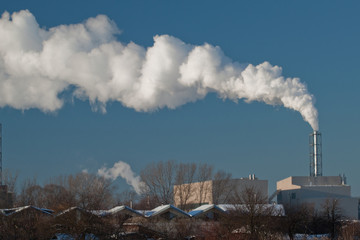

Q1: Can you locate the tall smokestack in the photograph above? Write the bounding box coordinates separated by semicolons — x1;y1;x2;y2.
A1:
309;131;322;177
0;123;2;185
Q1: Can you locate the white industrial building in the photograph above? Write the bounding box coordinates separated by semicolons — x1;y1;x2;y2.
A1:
276;175;359;219
276;131;360;220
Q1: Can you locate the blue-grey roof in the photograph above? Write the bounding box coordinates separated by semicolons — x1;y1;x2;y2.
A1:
146;204;190;218
92;205;143;217
188;204;226;217
0;206;54;216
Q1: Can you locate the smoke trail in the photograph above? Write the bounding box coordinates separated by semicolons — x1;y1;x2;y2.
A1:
98;161;144;194
0;10;318;130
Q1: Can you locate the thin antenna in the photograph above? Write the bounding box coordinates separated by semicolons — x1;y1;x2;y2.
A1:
0;123;2;185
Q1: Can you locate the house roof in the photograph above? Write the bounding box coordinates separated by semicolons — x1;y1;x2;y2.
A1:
217;204;285;216
145;204;190;218
92;205;143;217
0;206;54;216
188;204;226;217
56;206;95;217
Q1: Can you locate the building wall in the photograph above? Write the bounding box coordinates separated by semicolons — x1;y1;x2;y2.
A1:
277;177;300;191
301;185;350;197
291;176;343;186
277;189;358;219
276;176;357;220
277;176;345;192
278;188;351;205
174;178;268;208
232;179;268;199
174;180;213;208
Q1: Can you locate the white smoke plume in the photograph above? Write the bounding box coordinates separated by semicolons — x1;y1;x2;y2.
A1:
0;10;318;130
98;161;144;194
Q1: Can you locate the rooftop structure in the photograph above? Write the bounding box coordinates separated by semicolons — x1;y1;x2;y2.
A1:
277;176;349;193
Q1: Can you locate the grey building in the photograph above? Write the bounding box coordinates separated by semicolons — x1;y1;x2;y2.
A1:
276;176;359;219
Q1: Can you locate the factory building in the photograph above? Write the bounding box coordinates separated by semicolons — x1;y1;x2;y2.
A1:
174;175;268;209
277;176;358;219
276;131;359;220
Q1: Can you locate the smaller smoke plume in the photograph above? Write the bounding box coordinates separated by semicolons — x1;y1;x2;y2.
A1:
98;161;144;194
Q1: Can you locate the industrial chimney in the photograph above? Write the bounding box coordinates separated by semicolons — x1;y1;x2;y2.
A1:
309;130;322;177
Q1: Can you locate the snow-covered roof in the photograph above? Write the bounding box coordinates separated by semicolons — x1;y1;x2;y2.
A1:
56;206;96;217
145;204;190;218
217;204;285;216
188;204;226;217
56;206;79;217
0;206;54;216
92;205;143;217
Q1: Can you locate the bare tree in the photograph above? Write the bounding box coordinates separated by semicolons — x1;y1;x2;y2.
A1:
16;172;115;212
172;218;197;239
174;162;197;210
339;221;360;239
0;207;54;239
2;169;18;193
140;160;177;204
141;160;236;209
67;172;115;210
212;170;233;204
115;189;137;207
54;207;107;240
282;203;313;240
0;169;17;208
135;194;159;210
196;163;213;205
16;177;45;207
230;186;279;240
42;183;74;212
322;198;343;240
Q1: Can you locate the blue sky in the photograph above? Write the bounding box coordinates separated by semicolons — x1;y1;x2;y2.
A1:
0;1;359;196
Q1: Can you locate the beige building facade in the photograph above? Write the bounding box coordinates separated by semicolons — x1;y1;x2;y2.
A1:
174;176;268;209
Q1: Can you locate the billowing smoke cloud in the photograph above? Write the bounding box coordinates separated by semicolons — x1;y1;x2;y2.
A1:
98;161;144;194
0;10;318;130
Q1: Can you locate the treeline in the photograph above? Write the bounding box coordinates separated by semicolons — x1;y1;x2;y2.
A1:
2;160;234;211
140;160;233;208
1;184;359;239
1;162;360;239
2;170;115;212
